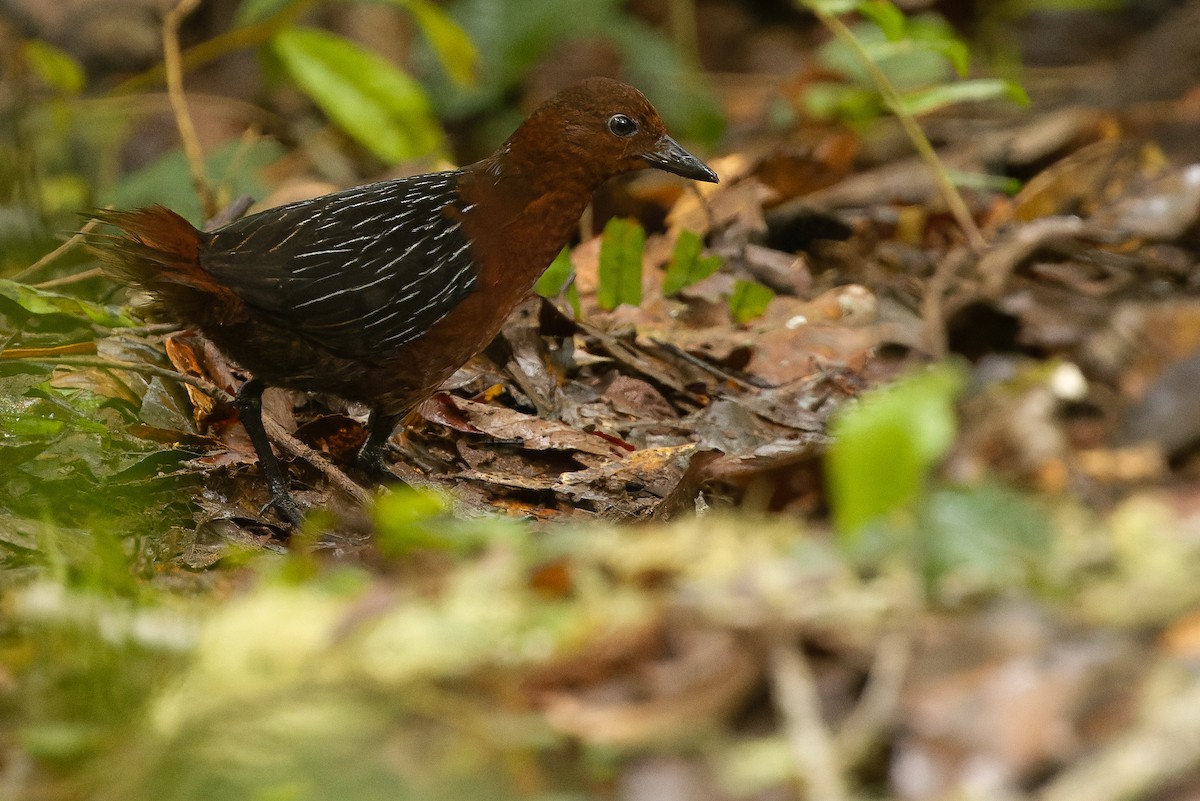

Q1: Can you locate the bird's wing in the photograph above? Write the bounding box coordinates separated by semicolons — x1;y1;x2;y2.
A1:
201;172;479;360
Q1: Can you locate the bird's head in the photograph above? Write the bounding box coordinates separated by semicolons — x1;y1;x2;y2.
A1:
500;77;718;189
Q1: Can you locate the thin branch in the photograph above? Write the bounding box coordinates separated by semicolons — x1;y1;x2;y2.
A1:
263;417;372;505
163;0;216;219
112;322;182;336
802;3;987;252
835;626;914;769
919;246;972;359
768;636;850;801
11;217;103;283
34;267;104;290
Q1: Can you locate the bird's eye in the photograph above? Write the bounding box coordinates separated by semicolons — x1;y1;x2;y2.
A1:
607;114;638;137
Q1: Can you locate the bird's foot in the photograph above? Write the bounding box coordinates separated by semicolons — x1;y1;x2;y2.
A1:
357;445;402;484
260;491;306;526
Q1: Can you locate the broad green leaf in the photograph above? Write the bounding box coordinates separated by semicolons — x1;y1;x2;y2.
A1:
801;0;859;13
536;248;582;318
818;24;944;91
103;137;285;226
899;79;1029;116
858;37;969;81
597;218;645;311
0;412;67;439
0;396;109;439
662;230;722;296
0;279;136;328
802;83;882;122
728;280;774;324
534;248;573;297
920;484;1049;592
386;0;479;86
826;363;965;539
21;40;85;94
373;486;456;555
856;1;906;40
272;26;444;164
922;37;970;77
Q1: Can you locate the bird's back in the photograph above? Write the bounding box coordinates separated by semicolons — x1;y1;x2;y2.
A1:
201;171;479;361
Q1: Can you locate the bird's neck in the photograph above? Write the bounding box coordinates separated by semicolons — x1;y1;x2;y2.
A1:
463;152;601;289
479;144;603;206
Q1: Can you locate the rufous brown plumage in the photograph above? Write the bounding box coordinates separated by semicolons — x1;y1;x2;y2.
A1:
91;77;718;523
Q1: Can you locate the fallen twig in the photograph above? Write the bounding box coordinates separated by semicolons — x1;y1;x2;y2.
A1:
836;625;915;770
11;217;103;283
768;635;850;801
34;267;105;290
920;246;972;359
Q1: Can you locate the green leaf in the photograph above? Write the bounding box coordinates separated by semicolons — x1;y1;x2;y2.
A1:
272;26;444;164
802;83;883;122
856;36;968;82
662;230;722;296
372;485;455;555
0;409;67;439
21;40;85;95
911;36;970;78
0;279;136;328
899;78;1029;115
826;363;965;539
386;0;479;86
856;1;906;40
533;248;581;317
103;138;285;227
433;0;723;144
537;248;582;316
802;0;859;13
728;280;775;324
597;218;645;311
920;484;1050;593
371;485;510;557
534;248;574;297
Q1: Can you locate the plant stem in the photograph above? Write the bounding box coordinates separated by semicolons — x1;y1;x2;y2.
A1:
163;0;216;220
802;2;987;252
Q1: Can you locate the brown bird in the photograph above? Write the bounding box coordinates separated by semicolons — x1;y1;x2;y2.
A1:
91;78;718;523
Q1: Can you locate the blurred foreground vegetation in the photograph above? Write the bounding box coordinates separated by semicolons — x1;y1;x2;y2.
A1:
6;0;1200;800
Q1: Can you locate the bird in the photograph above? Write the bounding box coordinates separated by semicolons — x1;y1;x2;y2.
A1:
90;77;719;524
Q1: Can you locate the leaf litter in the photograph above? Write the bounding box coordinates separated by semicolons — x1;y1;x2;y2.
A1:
11;16;1200;801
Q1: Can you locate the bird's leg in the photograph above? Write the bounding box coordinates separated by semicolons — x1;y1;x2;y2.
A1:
358;409;402;480
233;378;305;524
